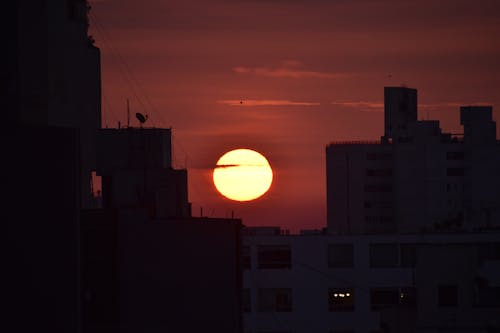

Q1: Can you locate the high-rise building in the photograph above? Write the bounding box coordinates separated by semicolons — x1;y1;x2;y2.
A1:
326;87;500;235
6;1;100;332
8;0;101;208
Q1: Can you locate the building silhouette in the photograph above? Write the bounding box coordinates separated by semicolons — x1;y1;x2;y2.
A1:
241;88;500;333
6;1;243;332
6;1;99;331
6;1;500;332
82;127;243;332
326;87;500;234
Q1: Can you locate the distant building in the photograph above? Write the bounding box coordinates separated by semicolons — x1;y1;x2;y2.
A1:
241;227;500;333
326;87;500;235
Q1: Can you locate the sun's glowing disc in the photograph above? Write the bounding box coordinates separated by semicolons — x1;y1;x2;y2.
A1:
213;149;273;201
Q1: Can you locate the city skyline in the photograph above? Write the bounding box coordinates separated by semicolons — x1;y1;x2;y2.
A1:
7;2;500;331
89;0;500;231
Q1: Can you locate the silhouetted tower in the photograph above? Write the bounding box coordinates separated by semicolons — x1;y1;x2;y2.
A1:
460;106;496;146
8;0;101;208
384;87;417;140
6;1;101;331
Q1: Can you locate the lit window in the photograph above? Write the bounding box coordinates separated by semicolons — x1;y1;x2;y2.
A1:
329;288;355;312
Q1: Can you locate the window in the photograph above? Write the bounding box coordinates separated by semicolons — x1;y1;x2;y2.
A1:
370;288;399;310
400;287;417;306
369;287;416;310
242;289;251;312
369;243;398;268
473;284;500;308
257;245;291;269
366;169;392;177
365;216;393;224
364;184;392;193
328;244;354;268
438;285;458;307
447;167;464;177
258;288;292;312
242;246;251;270
400;244;417;268
367;153;392;161
446;151;465;160
329;288;355;311
477;242;500;262
365;201;392;209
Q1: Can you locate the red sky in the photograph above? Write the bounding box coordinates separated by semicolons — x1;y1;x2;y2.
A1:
88;0;500;232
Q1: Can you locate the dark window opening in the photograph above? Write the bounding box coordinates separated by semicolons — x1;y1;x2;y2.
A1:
370;243;398;268
367;169;393;177
328;244;354;268
367;153;393;161
365;216;393;224
364;184;392;193
447;167;464;177
474;284;500;308
438;285;458;307
242;289;251;312
242;246;251;270
258;288;292;312
446;151;465;160
478;242;500;262
400;244;417;268
257;245;291;269
370;288;399;310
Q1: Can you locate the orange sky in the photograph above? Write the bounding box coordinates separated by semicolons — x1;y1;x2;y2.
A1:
89;0;500;232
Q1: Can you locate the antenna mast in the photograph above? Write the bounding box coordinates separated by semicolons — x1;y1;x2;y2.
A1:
127;98;130;128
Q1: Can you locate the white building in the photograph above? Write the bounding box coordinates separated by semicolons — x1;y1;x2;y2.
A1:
326;87;500;234
242;227;500;333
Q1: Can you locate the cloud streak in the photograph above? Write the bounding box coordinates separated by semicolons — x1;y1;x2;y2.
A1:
218;99;320;107
331;101;384;112
233;60;344;79
332;101;496;112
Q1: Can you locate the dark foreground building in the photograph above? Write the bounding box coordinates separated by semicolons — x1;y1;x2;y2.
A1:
6;1;243;332
81;128;243;333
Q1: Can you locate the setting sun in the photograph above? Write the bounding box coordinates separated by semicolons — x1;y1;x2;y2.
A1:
213;149;273;202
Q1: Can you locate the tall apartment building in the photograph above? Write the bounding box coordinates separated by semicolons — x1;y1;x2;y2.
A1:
6;1;100;331
326;87;500;235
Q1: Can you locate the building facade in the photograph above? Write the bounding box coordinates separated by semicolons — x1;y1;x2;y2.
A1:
242;227;500;333
82;127;243;333
326;87;500;235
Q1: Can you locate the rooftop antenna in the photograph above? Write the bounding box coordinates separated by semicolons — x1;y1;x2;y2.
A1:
136;112;148;128
127;98;130;128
